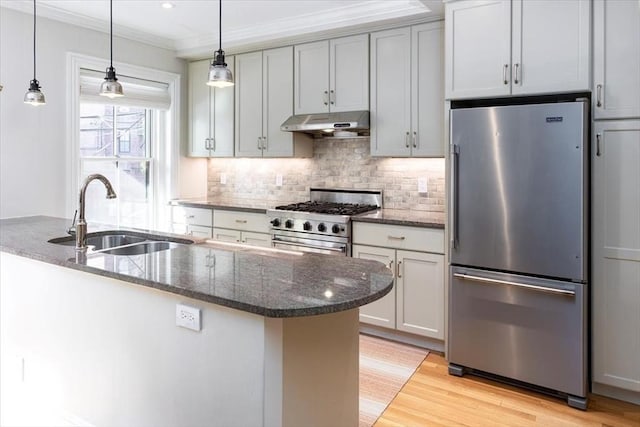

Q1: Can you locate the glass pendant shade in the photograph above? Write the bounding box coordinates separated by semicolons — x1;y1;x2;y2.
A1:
100;66;124;98
207;51;234;88
25;0;45;106
24;79;46;106
207;0;234;87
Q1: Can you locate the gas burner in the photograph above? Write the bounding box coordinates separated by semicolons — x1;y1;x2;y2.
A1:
275;201;378;216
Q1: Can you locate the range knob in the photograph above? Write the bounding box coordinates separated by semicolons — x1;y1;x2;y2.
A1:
331;224;344;234
285;219;294;229
317;223;327;232
270;218;281;227
303;221;312;231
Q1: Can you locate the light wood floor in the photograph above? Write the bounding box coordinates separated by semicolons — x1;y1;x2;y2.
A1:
375;353;640;427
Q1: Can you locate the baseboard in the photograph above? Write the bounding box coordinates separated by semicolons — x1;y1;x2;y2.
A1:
359;324;445;354
592;382;640;406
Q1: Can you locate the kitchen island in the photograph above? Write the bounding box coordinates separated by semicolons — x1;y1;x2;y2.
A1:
0;216;394;427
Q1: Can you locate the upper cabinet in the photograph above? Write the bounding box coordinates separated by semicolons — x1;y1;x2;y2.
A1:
370;22;444;157
235;47;312;158
593;0;640;120
294;34;369;114
445;0;591;99
188;58;235;157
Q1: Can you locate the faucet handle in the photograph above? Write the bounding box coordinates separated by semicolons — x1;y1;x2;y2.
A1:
67;209;78;235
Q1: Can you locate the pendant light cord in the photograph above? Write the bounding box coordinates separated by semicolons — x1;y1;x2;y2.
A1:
110;0;113;68
32;0;36;81
218;0;222;53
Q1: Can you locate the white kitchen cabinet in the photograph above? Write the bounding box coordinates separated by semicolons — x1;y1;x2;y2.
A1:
235;47;312;158
171;205;213;238
445;0;590;99
294;34;369;114
592;120;640;398
353;222;445;340
593;0;640;120
188;59;235;157
370;22;444;157
211;210;271;248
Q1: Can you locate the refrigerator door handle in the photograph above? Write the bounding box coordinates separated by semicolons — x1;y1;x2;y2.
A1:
453;273;576;296
450;143;459;249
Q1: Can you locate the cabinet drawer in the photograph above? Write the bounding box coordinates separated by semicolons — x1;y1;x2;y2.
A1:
214;210;269;233
172;206;213;227
212;228;242;243
352;222;444;253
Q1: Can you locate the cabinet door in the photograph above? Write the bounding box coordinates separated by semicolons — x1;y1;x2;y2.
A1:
329;34;369;112
593;0;640;119
592;121;640;392
212;228;242;243
188;60;212;157
211;55;235;157
187;224;213;239
241;231;272;248
263;46;294;157
445;0;511;99
294;41;329;114
396;250;444;339
353;245;396;328
370;27;411;157
512;0;590;96
235;52;264;157
412;22;444;157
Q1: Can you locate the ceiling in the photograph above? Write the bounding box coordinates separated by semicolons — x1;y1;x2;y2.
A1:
1;0;443;58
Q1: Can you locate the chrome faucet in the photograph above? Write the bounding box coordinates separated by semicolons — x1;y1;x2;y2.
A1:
76;174;117;250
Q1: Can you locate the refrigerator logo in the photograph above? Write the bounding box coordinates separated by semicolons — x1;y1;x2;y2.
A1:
546;116;563;123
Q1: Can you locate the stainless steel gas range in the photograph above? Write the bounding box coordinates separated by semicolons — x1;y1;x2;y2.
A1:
266;189;382;256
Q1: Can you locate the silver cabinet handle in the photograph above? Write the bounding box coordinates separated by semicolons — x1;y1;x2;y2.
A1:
323;90;329;106
405;131;410;148
513;63;520;84
187;215;195;219
596;84;603;107
211;138;216;152
397;261;402;278
257;137;263;150
388;235;405;240
235;219;247;224
388;260;394;273
596;133;601;157
453;273;576;296
450;143;460;249
262;136;267;151
503;64;509;85
412;131;417;148
205;138;211;150
330;89;335;105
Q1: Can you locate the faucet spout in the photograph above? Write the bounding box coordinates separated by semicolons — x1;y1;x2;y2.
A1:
76;174;117;250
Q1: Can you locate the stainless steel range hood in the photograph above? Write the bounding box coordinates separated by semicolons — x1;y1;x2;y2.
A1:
280;110;369;137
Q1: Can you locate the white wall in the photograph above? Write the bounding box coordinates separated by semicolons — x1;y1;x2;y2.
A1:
0;7;206;219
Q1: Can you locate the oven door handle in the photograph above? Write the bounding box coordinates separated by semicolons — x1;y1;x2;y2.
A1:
272;239;347;253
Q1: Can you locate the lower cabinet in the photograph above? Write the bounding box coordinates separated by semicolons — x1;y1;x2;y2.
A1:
211;210;272;248
171;206;213;238
353;222;445;340
212;228;271;247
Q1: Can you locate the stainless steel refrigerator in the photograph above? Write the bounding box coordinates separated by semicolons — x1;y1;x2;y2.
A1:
448;98;589;410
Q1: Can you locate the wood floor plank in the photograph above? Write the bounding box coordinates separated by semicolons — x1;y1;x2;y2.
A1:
375;354;640;427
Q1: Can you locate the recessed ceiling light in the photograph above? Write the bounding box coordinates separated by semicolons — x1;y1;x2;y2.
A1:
161;2;175;9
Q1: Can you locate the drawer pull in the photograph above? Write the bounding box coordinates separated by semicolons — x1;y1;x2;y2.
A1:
388;235;405;240
235;219;248;224
187;215;195;219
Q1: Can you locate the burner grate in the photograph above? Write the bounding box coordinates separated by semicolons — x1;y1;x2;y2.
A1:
275;201;378;216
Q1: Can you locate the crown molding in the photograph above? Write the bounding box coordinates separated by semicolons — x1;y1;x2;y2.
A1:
1;2;176;51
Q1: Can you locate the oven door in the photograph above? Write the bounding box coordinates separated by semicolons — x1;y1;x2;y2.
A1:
272;234;349;256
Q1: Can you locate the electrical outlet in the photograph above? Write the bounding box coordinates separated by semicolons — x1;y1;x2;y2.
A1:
220;173;227;185
176;304;201;331
418;178;428;193
275;174;283;187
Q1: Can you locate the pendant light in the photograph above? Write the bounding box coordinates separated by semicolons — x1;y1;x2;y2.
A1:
100;0;124;98
24;0;45;106
207;0;234;88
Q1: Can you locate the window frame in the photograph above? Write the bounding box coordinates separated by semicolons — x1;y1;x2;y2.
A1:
66;53;181;231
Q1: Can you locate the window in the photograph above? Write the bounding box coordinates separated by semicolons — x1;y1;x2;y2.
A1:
79;104;155;228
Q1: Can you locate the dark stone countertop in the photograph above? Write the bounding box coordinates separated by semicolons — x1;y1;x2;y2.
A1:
353;209;445;229
0;216;393;318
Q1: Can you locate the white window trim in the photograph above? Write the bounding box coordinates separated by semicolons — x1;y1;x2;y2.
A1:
66;52;181;231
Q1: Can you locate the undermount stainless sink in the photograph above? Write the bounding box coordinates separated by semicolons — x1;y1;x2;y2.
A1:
48;231;193;256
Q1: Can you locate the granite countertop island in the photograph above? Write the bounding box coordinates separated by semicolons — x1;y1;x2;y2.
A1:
0;216;393;318
1;215;392;426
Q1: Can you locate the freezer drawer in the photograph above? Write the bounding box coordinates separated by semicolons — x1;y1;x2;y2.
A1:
448;266;587;398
